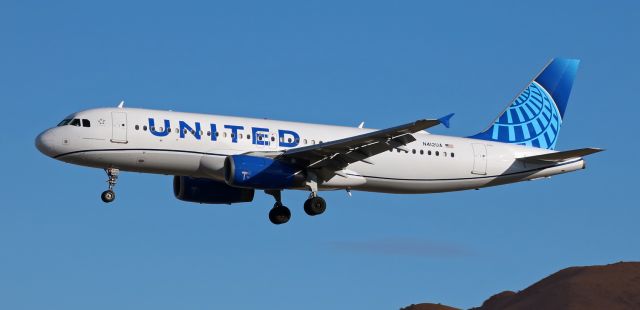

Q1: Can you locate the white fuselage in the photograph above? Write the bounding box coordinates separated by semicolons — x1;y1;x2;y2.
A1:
36;107;585;194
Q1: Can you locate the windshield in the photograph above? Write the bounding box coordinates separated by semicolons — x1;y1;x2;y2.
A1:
57;119;72;126
57;118;84;127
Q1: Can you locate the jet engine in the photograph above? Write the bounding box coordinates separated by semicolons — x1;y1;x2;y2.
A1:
173;176;254;204
224;155;304;190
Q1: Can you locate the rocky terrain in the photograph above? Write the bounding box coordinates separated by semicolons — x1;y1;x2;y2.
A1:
403;262;640;310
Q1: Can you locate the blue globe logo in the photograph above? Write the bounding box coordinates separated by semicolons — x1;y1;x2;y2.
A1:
488;81;562;149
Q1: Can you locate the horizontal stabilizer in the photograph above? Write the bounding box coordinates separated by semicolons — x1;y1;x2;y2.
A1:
517;147;603;163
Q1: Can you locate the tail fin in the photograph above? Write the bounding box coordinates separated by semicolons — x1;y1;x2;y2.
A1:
469;58;580;150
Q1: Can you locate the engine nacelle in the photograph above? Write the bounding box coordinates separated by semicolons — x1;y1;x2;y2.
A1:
173;176;254;204
224;155;303;189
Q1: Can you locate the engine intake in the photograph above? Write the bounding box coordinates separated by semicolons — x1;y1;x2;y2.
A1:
173;176;254;204
224;155;303;189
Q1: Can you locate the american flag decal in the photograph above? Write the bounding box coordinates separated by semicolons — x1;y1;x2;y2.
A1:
445;143;454;148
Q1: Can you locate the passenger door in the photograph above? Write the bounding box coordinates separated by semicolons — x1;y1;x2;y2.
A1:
471;143;487;175
111;112;128;143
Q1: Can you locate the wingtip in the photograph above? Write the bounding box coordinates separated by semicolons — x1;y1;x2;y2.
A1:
438;113;455;128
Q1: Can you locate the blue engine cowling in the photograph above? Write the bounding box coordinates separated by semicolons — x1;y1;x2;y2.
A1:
173;176;255;204
224;155;304;190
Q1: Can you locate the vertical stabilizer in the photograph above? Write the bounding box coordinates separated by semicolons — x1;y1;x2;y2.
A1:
470;58;580;150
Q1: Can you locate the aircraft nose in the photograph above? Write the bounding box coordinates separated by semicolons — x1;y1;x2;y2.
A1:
35;129;56;157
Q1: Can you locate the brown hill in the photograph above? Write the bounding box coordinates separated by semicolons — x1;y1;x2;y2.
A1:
401;303;459;310
404;262;640;310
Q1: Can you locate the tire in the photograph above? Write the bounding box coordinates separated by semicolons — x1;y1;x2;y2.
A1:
304;197;326;216
101;190;115;203
269;206;291;225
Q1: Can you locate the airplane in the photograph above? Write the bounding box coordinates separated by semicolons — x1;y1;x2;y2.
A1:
35;58;602;225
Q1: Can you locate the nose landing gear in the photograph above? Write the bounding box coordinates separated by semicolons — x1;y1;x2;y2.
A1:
101;168;119;203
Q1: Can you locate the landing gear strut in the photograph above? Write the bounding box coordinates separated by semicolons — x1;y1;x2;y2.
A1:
303;171;327;216
265;190;291;225
101;168;119;203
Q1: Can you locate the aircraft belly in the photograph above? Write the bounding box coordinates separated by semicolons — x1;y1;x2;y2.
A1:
64;150;203;176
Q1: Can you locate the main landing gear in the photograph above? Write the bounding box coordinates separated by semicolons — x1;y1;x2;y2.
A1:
101;168;119;203
304;195;326;216
264;191;327;225
265;190;291;225
303;171;326;216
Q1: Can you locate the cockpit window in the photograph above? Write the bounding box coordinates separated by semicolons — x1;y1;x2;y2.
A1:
57;119;72;126
70;119;81;126
82;119;91;127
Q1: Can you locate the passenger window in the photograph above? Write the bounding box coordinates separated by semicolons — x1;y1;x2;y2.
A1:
304;139;307;144
135;125;140;130
428;150;432;155
271;136;275;142
168;128;171;133
207;131;211;136
420;150;424;155
436;151;440;156
288;138;292;143
82;119;91;127
311;140;315;144
412;149;416;154
451;153;455;158
143;125;147;131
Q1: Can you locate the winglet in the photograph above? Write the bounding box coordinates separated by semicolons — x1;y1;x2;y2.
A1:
117;100;125;108
438;113;454;128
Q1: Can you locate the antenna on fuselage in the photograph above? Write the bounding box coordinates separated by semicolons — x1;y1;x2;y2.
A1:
117;100;125;108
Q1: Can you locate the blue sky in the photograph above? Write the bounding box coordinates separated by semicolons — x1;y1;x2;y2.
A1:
1;1;638;309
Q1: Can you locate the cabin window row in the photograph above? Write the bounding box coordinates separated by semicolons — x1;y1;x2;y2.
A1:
393;148;455;158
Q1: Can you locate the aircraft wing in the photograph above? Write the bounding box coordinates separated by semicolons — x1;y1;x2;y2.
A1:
516;147;603;163
275;114;453;171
